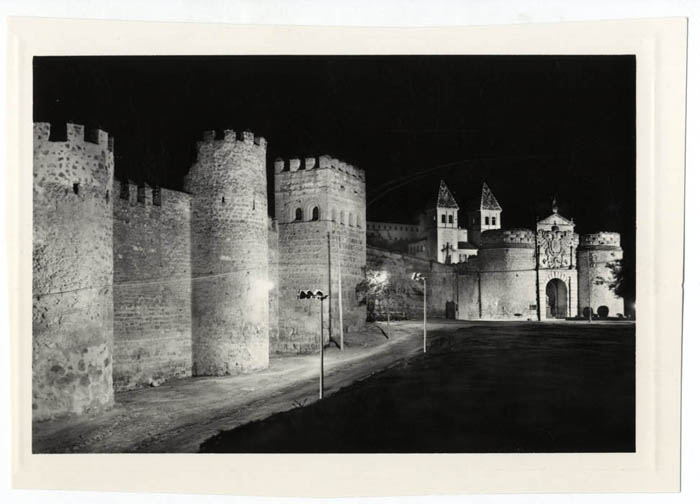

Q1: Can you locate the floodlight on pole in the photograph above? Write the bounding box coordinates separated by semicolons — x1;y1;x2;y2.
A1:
297;288;328;399
412;272;427;353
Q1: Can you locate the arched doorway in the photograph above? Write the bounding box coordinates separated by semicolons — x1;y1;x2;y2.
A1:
545;278;568;319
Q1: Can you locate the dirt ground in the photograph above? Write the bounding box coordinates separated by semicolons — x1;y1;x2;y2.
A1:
32;320;451;453
202;321;635;453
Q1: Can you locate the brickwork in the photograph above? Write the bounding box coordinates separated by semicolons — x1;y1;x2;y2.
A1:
577;232;624;317
274;156;367;353
33;123;115;420
112;181;192;390
184;130;270;374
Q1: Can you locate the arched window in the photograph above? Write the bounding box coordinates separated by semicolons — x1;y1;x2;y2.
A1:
312;206;319;221
295;208;303;221
348;212;354;227
484;216;489;225
441;214;446;224
340;210;345;225
491;216;496;225
331;208;337;222
448;215;454;224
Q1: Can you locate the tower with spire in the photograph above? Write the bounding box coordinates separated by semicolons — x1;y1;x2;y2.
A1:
467;182;502;247
416;180;470;263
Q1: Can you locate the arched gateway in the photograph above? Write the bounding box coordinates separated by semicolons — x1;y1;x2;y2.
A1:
545;278;568;319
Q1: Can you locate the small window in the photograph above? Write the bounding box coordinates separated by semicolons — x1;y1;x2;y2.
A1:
332;208;337;222
72;183;80;195
491;216;496;225
340;210;345;224
441;214;446;224
295;208;303;221
448;215;454;224
348;212;354;227
312;207;319;221
137;185;145;203
484;216;489;225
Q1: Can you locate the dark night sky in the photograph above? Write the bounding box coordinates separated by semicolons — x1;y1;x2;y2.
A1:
33;55;635;252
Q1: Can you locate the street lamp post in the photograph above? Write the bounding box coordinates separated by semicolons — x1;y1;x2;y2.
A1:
412;272;427;353
297;289;328;399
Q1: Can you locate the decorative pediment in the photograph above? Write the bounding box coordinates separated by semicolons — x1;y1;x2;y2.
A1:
537;212;574;228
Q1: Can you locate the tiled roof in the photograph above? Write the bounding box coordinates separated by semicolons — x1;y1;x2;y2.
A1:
479;182;502;211
436;180;459;209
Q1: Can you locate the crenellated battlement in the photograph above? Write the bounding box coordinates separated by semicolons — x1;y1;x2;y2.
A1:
579;232;621;248
198;129;267;147
34;122;114;153
33;122;115;195
274;154;365;181
481;228;535;248
113;179;190;208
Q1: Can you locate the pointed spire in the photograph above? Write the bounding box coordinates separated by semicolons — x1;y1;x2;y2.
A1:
479;182;502;211
436;180;459;209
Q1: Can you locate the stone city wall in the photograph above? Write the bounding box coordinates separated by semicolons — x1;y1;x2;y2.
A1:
33;123;115;420
112;181;193;390
366;247;458;320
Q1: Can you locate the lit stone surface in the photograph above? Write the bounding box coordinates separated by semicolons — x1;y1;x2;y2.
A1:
112;181;193;390
184;131;270;374
33;123;115;420
274;156;367;353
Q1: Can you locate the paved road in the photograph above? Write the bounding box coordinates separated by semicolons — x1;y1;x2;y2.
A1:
33;320;464;453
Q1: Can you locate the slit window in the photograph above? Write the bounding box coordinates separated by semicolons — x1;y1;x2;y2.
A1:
153;187;162;206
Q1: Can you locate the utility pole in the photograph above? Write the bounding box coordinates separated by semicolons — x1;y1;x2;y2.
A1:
336;232;344;351
319;294;324;399
327;231;333;344
422;277;427;353
588;250;593;323
534;218;541;321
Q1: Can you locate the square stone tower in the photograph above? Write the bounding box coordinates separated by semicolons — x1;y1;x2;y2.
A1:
467;182;502;247
273;155;367;353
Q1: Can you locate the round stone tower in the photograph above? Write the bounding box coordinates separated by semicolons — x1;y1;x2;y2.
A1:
475;229;538;319
577;232;625;318
184;130;270;375
33;122;115;420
